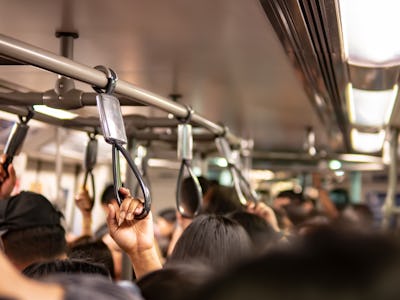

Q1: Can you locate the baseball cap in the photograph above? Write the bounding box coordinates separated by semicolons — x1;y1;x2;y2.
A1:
0;191;63;235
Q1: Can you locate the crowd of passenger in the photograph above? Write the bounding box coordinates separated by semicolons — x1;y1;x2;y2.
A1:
1;155;400;300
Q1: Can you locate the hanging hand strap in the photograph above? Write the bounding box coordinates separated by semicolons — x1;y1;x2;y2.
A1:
114;143;151;219
94;65;151;219
2;109;34;177
82;132;98;203
215;135;258;205
176;106;203;218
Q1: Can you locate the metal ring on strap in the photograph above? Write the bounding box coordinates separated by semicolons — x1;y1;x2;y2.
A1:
92;65;118;94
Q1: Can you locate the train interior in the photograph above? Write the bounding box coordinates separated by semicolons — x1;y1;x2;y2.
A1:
0;0;399;232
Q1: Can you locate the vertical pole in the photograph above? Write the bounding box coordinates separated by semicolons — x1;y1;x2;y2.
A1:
382;128;398;230
54;127;65;211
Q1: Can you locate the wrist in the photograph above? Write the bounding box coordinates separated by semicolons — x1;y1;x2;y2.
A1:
128;245;162;279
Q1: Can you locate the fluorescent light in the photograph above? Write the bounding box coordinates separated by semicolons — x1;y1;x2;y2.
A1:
147;158;180;169
33;105;78;120
329;160;342;170
335;170;345;177
249;169;275;181
213;157;228;168
347;84;397;127
339;0;400;65
351;129;385;153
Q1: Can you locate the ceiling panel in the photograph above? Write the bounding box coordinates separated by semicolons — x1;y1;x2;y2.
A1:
0;0;328;153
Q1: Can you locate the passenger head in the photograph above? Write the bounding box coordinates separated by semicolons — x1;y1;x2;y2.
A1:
68;239;116;279
228;211;281;253
203;185;243;215
156;207;177;258
101;184;115;208
195;227;400;300
43;274;144;300
157;207;177;237
167;214;252;269
179;176;208;216
22;258;111;279
273;189;304;210
0;191;66;270
137;262;213;300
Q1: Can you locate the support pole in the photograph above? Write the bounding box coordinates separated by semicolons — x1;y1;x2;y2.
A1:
382;128;398;230
0;34;241;146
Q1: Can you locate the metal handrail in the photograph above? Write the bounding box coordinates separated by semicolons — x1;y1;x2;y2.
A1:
0;33;242;147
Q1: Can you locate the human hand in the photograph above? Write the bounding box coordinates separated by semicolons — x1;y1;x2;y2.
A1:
75;187;94;217
0;154;16;200
106;187;155;255
247;201;280;232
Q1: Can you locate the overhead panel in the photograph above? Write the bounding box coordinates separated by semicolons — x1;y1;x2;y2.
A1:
259;0;350;151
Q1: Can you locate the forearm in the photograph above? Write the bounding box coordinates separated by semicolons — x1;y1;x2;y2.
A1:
0;251;64;300
128;246;162;279
81;214;92;236
318;189;339;219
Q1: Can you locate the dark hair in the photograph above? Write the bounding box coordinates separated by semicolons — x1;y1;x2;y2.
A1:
101;184;115;205
204;186;243;215
158;208;177;224
195;228;400;300
227;211;280;253
137;262;213;300
43;274;143;300
180;176;205;215
22;258;110;279
2;225;66;267
68;240;116;279
276;190;304;204
197;176;211;195
167;214;252;269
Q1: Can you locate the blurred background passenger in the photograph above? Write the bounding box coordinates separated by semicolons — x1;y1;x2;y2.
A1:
68;239;116;279
154;207;177;259
166;214;253;270
0;191;67;270
22;258;111;279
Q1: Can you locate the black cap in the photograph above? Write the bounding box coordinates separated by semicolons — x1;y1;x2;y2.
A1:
0;191;63;234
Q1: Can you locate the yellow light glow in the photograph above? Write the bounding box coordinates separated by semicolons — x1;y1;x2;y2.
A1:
33;105;78;120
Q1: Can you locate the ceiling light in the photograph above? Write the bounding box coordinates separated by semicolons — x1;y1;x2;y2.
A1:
329;160;342;170
339;0;400;65
347;84;398;127
213;157;228;168
335;170;345;177
249;169;275;181
351;129;385;153
33;105;78;120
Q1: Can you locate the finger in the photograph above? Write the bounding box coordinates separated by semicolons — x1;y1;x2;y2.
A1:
0;154;6;164
246;202;255;212
125;198;141;221
118;187;131;198
106;203;119;233
118;197;134;226
134;201;144;216
110;199;121;222
0;167;5;183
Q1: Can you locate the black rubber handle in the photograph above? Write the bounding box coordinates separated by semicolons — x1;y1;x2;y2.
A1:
112;143;151;219
176;159;203;218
